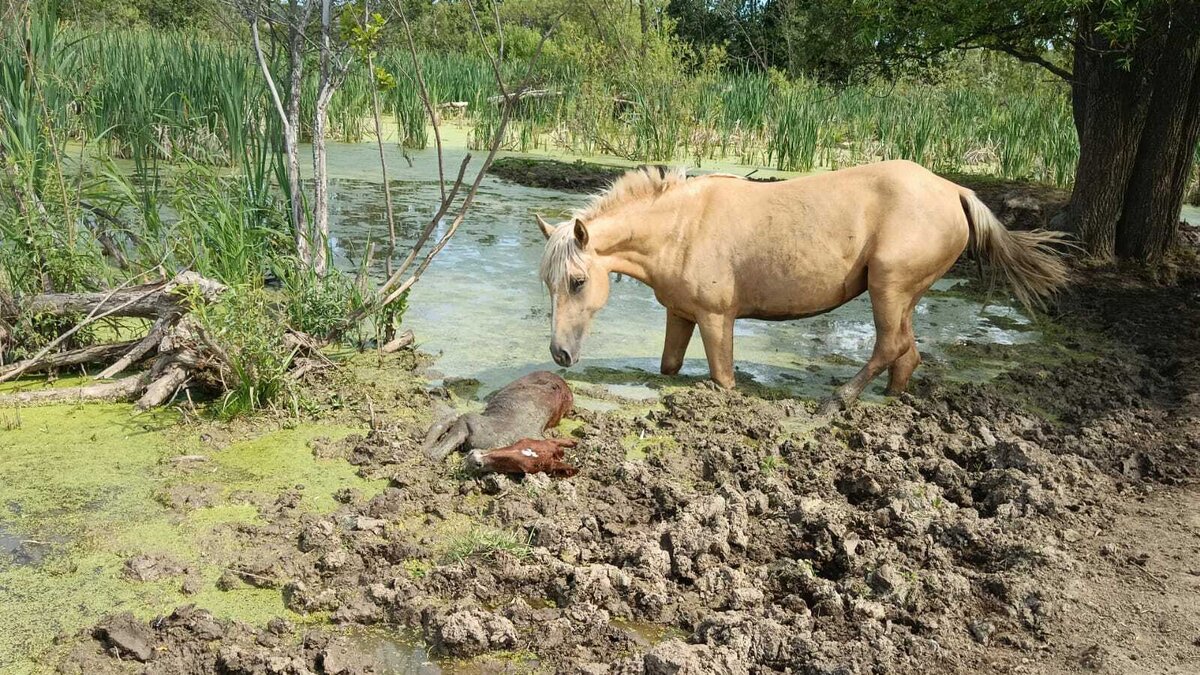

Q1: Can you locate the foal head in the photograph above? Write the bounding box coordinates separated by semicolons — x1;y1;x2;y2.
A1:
536;214;611;367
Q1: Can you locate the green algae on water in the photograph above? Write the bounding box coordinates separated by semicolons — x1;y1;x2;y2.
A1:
0;404;382;672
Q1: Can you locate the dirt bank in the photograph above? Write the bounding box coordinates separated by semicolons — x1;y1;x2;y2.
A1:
56;253;1200;673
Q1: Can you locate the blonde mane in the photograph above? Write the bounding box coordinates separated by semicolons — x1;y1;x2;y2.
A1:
540;224;590;292
573;165;691;222
541;166;743;291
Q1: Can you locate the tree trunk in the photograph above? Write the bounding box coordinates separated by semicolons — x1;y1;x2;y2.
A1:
1065;15;1165;259
311;0;335;275
9;273;225;321
1116;5;1200;262
286;0;310;267
0;374;147;406
639;0;649;57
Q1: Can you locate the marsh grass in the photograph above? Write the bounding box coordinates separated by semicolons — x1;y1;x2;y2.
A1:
443;527;534;564
27;22;1096;187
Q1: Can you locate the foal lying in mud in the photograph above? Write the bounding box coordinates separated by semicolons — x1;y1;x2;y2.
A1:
422;371;574;464
536;160;1071;411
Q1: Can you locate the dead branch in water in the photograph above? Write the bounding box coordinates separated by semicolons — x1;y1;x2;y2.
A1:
485;88;562;104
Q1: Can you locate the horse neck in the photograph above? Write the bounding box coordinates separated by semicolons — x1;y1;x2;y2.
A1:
587;196;683;285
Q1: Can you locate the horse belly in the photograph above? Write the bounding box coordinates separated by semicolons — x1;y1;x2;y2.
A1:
734;252;867;320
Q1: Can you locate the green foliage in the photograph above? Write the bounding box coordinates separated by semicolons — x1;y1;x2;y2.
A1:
276;264;360;342
0;8;109;355
168;166;290;287
59;0;221;29
194;286;298;419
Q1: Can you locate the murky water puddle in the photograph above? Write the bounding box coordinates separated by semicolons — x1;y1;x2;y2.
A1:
325;143;1039;401
341;629;444;674
1183;204;1199;227
0;522;63;566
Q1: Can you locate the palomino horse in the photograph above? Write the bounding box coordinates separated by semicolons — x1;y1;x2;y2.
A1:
535;161;1069;410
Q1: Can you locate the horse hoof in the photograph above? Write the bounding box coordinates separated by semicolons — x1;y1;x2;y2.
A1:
816;397;844;416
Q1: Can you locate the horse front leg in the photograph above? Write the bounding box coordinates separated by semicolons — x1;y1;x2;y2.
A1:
661;311;696;376
696;312;736;389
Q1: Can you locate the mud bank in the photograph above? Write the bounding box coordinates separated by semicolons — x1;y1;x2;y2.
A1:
58;259;1200;673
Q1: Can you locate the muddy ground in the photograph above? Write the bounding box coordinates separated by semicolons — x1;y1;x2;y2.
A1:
59;169;1200;673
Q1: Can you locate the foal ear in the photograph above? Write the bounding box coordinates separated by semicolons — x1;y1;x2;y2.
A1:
572;218;589;247
534;213;555;240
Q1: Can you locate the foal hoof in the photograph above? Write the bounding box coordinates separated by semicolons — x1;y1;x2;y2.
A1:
816;397;846;416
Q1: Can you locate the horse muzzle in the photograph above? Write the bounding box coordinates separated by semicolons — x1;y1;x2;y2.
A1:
550;343;577;367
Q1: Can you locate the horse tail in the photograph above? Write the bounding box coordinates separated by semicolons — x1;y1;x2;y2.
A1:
959;190;1071;311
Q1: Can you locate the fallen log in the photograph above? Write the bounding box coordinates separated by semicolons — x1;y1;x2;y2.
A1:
0;272;348;412
137;363;190;410
381;329;415;354
486;88;562;104
96;318;173;379
0;274;229;409
8;272;226;321
0;340;140;379
0;374;148;406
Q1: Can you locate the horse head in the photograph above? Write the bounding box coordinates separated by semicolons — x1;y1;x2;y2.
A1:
536;214;611;367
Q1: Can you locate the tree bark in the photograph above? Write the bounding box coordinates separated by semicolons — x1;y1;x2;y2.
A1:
1065;14;1166;259
6;273;226;321
639;0;649;57
286;0;312;267
1116;5;1200;262
0;374;147;406
137;363;189;410
17;284;176;320
311;0;336;275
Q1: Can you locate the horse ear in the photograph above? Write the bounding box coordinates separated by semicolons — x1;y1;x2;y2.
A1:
573;218;589;247
535;214;555;240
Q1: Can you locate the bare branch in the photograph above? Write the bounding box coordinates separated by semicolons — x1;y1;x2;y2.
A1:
393;0;448;201
251;18;290;133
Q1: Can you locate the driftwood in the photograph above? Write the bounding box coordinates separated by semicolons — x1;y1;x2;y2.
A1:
9;272;226;321
0;374;148;405
0;271;364;411
486;88;562;104
0;340;139;379
381;329;414;354
0;273;227;409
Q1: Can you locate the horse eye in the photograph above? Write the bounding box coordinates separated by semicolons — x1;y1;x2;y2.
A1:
569;277;586;294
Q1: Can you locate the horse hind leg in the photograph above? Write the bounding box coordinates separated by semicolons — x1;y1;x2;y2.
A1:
422;415;470;461
820;283;914;414
886;331;920;396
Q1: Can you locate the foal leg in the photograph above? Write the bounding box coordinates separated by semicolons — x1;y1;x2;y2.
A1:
696;313;736;389
819;287;912;414
661;312;696;376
